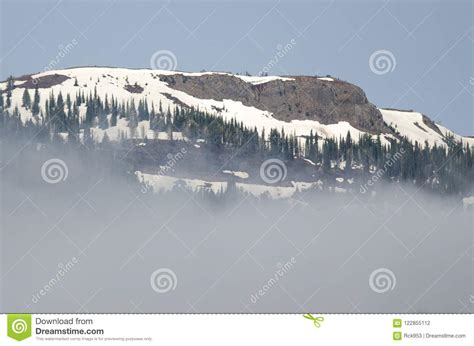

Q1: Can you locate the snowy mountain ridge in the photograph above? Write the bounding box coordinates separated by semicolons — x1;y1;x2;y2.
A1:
1;66;472;148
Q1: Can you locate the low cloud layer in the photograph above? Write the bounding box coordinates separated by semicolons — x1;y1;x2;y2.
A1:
1;140;472;313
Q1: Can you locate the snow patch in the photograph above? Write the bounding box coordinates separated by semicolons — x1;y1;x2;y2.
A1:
136;171;324;199
462;196;474;209
222;170;249;179
233;75;294;85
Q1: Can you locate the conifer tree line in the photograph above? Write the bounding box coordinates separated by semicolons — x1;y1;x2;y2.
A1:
0;83;472;194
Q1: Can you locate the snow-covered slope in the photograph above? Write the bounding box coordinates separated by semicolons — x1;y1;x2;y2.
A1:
135;171;326;199
2;67;472;148
380;108;474;148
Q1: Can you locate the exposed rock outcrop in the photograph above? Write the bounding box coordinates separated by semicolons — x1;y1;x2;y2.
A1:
159;74;393;135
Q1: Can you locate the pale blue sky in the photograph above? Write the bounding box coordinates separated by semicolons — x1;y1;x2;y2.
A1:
1;0;472;135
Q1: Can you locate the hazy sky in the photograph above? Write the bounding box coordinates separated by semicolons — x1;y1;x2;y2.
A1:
0;0;472;135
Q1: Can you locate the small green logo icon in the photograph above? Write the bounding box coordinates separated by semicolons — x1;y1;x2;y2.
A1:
7;314;32;341
303;313;324;328
393;331;402;341
393;319;402;328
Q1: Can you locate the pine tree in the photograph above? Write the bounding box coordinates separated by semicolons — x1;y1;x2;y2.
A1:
66;93;72;111
22;89;31;109
128;99;138;135
6;76;14;108
83;127;94;149
56;92;67;132
68;102;80;134
32;87;40;116
110;97;118;127
85;100;95;128
102;131;110;146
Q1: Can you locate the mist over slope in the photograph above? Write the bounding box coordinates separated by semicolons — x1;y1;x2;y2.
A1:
0;139;472;313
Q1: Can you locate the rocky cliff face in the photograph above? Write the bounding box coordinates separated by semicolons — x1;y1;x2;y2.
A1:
159;74;392;135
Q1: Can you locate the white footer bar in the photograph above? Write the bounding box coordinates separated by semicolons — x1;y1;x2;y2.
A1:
1;314;472;345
